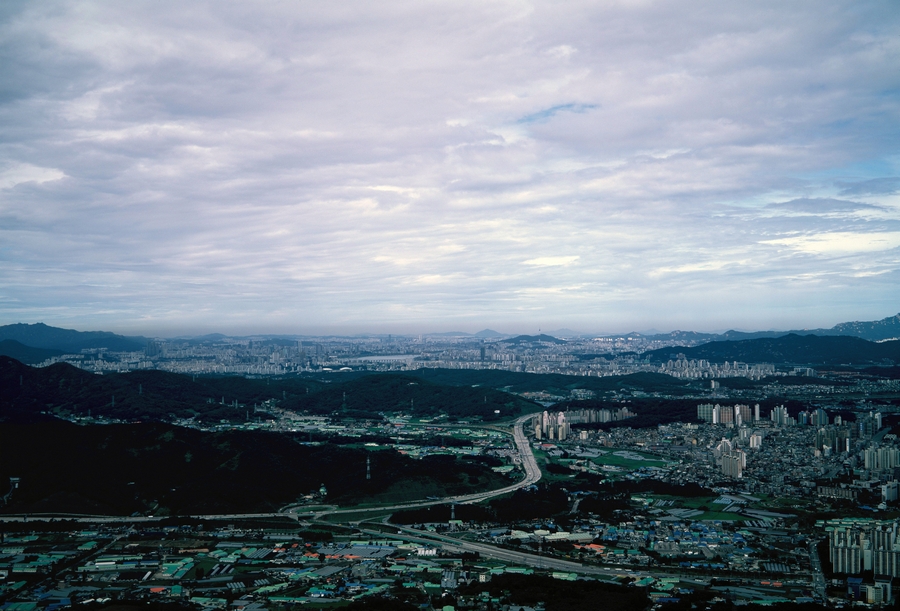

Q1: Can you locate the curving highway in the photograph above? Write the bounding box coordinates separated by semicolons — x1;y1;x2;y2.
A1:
287;412;543;518
0;412;543;524
0;413;654;580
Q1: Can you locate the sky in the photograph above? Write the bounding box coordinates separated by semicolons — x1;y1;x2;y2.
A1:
1;1;899;337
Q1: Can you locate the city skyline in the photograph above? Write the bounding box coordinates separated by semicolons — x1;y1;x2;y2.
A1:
1;1;898;337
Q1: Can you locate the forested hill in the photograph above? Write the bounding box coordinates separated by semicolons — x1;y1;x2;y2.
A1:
0;339;63;365
0;322;146;352
0;357;326;423
0;358;539;424
404;368;693;396
0;420;506;515
641;334;900;366
293;373;538;421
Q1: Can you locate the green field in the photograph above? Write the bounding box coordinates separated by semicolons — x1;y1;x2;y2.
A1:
589;448;667;470
535;446;671;481
532;448;579;481
695;510;746;521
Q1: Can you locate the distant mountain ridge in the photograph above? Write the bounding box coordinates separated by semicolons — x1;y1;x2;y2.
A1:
831;314;900;340
475;329;504;338
502;334;567;345
0;322;147;352
630;313;900;343
1;313;897;353
642;334;900;366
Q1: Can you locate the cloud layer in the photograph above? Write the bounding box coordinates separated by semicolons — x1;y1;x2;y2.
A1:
1;1;898;335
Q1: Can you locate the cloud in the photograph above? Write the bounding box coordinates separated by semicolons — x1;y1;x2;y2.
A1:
546;45;577;60
837;177;900;196
765;198;884;214
0;164;66;189
523;256;580;267
517;103;598;124
762;231;900;254
0;1;898;334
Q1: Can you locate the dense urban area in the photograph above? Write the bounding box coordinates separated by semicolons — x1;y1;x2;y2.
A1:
2;317;900;610
31;332;812;379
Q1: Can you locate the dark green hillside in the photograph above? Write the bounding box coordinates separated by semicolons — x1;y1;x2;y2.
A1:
860;365;900;380
295;374;536;420
0;359;540;424
0;421;507;515
2;356;693;426
642;334;900;366
464;574;649;611
0;357;325;423
0;339;63;365
405;368;692;396
0;322;146;352
713;375;852;389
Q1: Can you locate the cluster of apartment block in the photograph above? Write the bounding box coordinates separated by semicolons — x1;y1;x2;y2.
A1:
697;403;760;427
564;407;636;424
532;407;636;441
697;403;845;429
713;437;747;479
828;519;900;603
659;358;775;380
534;411;570;441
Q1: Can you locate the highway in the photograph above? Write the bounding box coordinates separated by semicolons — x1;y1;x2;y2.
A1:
354;522;643;579
0;412;543;524
2;412;613;577
1;411;817;585
809;538;826;601
283;412;543;518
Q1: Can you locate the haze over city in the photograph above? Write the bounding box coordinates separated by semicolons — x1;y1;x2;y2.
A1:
1;1;898;337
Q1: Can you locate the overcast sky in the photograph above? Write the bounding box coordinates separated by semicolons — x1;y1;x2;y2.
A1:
1;1;899;336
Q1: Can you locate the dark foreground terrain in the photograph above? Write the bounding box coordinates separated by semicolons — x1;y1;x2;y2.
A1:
0;421;508;515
